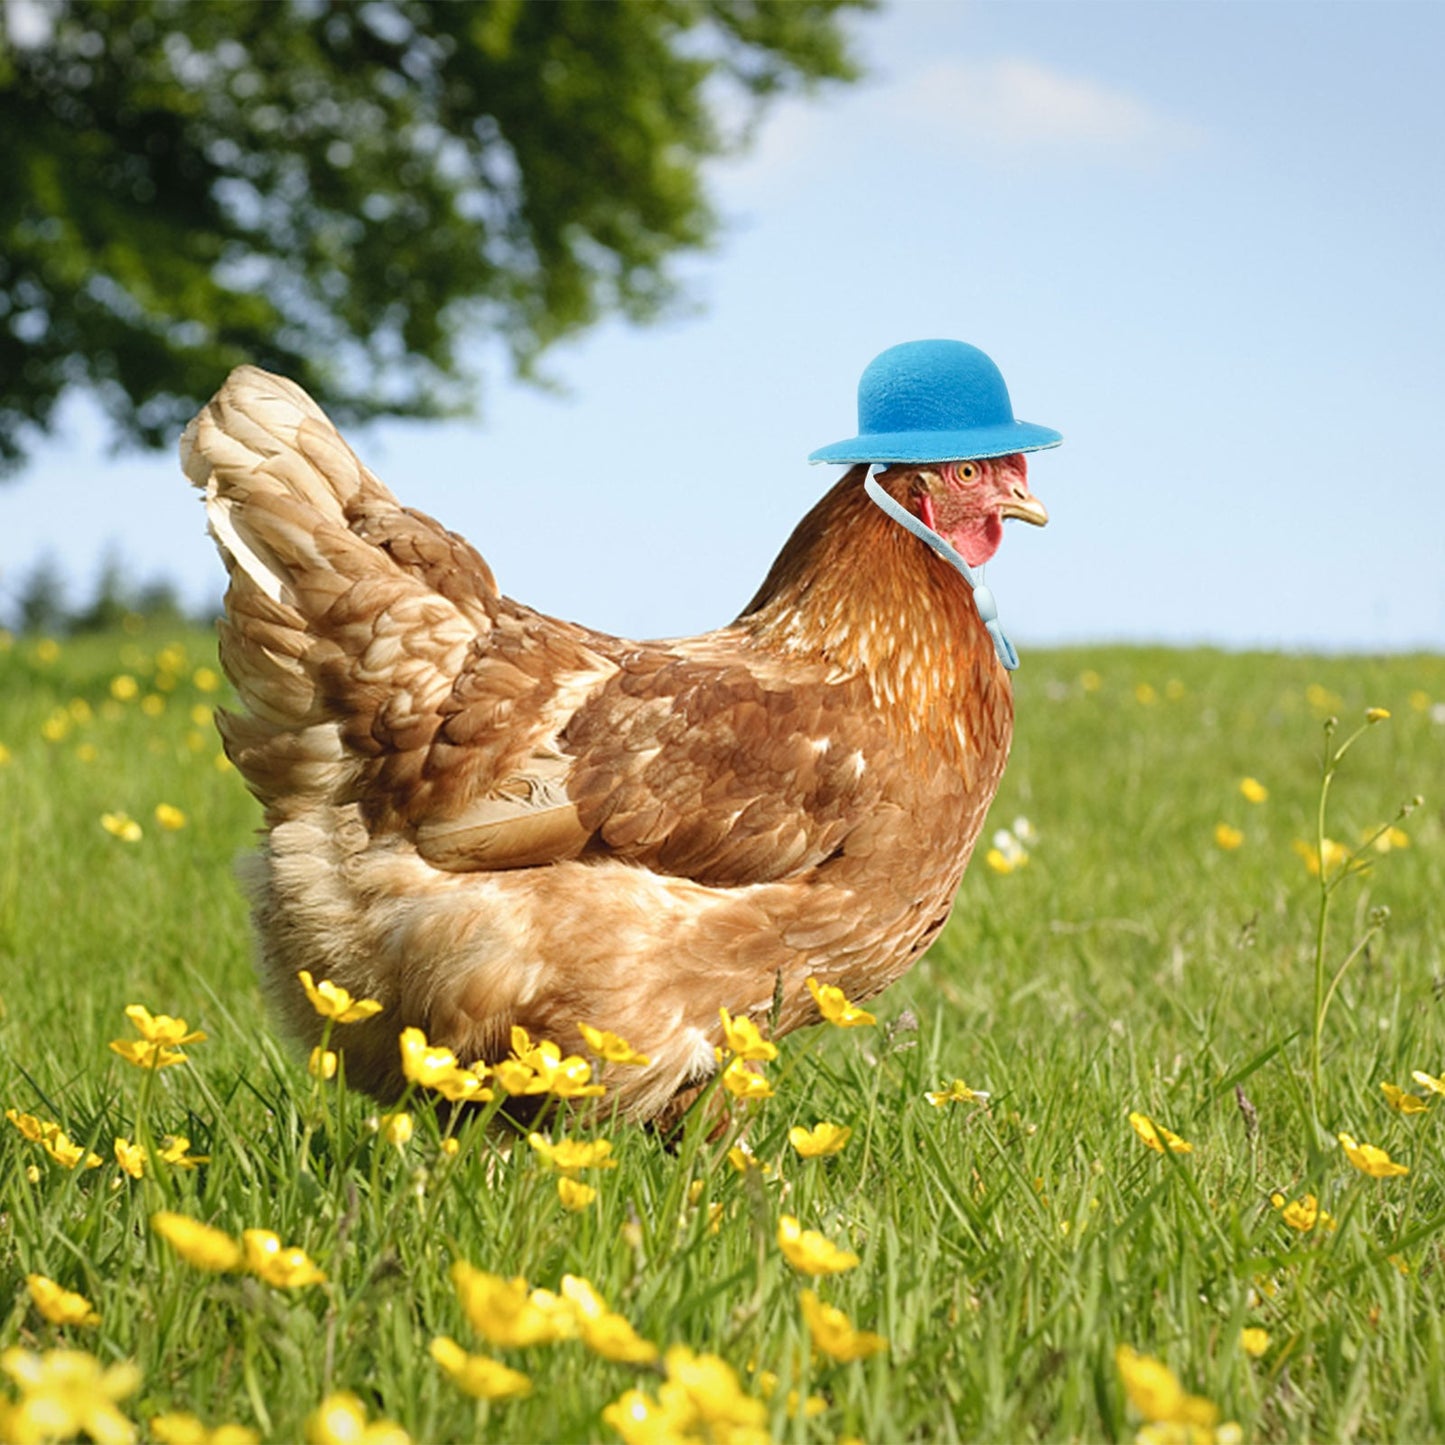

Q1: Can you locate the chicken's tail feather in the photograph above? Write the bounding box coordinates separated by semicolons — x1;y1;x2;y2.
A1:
182;366;495;812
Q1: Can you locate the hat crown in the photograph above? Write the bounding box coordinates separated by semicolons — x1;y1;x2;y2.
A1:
807;337;1061;465
858;340;1015;437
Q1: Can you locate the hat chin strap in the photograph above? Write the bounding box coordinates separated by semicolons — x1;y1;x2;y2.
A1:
863;465;1020;672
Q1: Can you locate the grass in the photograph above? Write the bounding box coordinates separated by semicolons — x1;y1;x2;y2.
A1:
1;623;1442;1443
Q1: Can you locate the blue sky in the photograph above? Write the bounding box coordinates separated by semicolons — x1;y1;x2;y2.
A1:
3;1;1442;652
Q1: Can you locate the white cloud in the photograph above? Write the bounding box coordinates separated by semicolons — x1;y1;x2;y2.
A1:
900;58;1205;158
717;56;1204;201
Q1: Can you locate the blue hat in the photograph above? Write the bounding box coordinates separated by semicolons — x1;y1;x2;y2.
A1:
809;339;1062;465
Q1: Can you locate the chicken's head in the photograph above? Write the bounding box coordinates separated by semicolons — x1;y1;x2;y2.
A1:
883;453;1048;567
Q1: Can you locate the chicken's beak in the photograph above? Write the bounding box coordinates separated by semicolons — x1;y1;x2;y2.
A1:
999;490;1049;527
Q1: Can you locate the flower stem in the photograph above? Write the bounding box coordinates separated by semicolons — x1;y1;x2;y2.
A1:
1308;723;1338;1115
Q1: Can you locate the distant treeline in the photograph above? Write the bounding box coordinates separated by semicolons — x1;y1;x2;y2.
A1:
2;553;216;635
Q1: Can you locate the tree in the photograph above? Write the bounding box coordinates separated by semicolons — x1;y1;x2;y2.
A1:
0;0;867;473
12;553;68;634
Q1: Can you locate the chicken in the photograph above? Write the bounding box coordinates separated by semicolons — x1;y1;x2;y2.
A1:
180;351;1053;1122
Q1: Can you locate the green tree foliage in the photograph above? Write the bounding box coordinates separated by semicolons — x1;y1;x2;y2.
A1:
0;0;866;473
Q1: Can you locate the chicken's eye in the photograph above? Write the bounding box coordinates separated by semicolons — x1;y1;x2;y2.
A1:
956;462;979;483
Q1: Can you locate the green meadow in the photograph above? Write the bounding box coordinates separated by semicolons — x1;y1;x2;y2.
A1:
1;626;1442;1444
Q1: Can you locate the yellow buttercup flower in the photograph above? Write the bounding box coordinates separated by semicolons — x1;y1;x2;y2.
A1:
297;970;383;1024
43;1129;105;1171
114;1137;146;1179
192;667;221;693
1116;1347;1238;1442
7;1109;103;1169
241;1230;326;1288
799;1290;887;1361
450;1262;574;1348
601;1388;663;1445
492;1057;542;1095
805;975;876;1028
1240;1328;1270;1358
26;1275;101;1328
152;1213;245;1272
429;1337;532;1400
379;1113;412;1147
1365;706;1391;723
110;1039;189;1071
797;1288;884;1364
662;1345;768;1434
1338;1132;1408;1178
1269;1191;1332;1232
1293;837;1354;879
777;1215;860;1276
1115;1346;1219;1430
150;1412;260;1445
398;1026;491;1102
0;1347;140;1445
305;1393;412;1445
1381;1081;1429;1114
527;1133;618;1178
109;674;139;701
1238;776;1268;803
788;1122;852;1158
985;841;1027;874
496;1027;604;1099
1213;823;1244;851
541;1051;605;1099
1369;825;1409;854
154;803;187;831
925;1079;990;1107
158;1136;208;1168
726;1141;771;1174
557;1178;597;1212
1134;682;1158;705
578;1022;651;1066
561;1276;659;1364
603;1347;766;1445
1128;1111;1193;1155
720;1057;773;1100
398;1024;464;1086
109;1006;205;1070
308;1047;338;1080
7;1109;50;1143
101;811;143;842
719;1007;778;1061
1411;1069;1445;1096
123;1004;206;1047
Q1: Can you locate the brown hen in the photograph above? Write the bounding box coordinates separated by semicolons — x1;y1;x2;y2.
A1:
181;365;1047;1121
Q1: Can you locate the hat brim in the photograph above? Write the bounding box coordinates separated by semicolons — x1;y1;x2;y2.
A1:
808;419;1062;465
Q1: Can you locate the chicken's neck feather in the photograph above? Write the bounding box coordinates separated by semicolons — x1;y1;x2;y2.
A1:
736;466;1009;751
